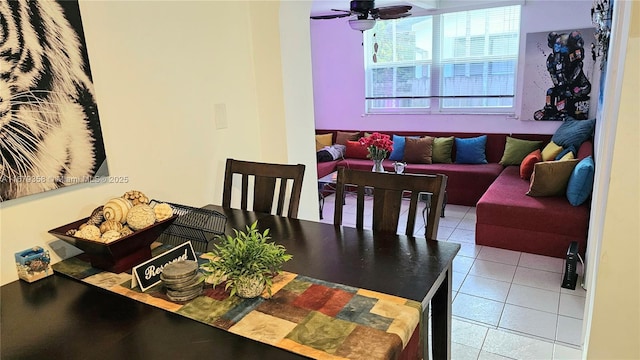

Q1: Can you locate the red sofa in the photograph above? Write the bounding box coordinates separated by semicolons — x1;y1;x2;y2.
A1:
315;130;592;258
475;141;593;258
316;131;551;206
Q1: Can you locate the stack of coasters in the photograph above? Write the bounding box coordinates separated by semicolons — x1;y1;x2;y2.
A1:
160;260;204;302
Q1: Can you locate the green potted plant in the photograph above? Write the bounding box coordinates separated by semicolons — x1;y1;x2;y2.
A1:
200;221;292;298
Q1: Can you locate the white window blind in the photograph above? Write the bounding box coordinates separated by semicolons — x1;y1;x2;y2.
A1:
364;5;521;113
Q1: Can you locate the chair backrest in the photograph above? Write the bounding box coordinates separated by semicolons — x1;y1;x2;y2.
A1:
333;167;447;239
222;159;306;218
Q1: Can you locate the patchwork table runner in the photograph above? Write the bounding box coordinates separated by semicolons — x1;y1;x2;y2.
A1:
52;247;421;360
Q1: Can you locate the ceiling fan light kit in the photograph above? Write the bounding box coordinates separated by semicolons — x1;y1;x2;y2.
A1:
349;19;376;31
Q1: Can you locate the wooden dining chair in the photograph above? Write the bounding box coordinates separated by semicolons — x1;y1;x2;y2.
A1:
222;159;306;218
333;167;447;240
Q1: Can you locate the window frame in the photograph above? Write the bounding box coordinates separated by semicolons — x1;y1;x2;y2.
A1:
363;4;522;115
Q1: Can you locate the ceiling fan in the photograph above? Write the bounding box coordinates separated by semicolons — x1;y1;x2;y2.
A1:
310;0;412;32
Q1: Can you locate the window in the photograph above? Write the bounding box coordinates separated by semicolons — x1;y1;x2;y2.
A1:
364;5;521;114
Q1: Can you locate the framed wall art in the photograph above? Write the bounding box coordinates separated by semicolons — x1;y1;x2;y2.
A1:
0;0;108;201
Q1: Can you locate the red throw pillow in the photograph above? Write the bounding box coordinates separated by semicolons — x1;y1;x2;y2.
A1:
520;149;542;180
345;141;369;159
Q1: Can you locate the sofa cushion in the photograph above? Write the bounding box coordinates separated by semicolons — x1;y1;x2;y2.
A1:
336;131;360;146
404;136;434;164
499;136;543;166
432;136;454;164
316;133;333;151
555;145;577;160
345;141;369;159
519;149;542;180
551;118;596;149
455;135;488;164
527;159;579;197
317;160;339;179
566;155;595;206
389;134;406;161
541;141;563;161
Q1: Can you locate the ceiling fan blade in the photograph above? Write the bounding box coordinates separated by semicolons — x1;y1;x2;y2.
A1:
377;12;412;20
376;5;412;16
310;12;352;20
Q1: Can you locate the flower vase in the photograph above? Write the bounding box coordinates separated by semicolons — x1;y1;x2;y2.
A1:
372;159;384;173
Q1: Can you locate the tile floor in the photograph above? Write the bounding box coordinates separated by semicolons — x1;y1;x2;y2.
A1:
318;193;586;360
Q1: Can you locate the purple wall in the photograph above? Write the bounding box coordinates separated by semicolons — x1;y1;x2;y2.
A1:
310;0;595;135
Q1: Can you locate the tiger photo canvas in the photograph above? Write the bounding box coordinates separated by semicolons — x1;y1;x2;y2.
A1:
0;0;108;201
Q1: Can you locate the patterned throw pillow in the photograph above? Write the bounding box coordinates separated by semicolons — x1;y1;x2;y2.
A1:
455;135;488;164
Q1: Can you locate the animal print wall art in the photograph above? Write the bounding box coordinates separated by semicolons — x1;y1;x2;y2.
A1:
0;0;108;201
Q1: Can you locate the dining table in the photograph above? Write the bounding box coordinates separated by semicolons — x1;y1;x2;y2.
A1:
1;205;460;360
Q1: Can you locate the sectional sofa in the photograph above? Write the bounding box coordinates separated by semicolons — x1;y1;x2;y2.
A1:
315;129;593;258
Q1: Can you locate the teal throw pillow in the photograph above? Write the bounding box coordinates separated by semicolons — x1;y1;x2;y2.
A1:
389;135;406;161
455;135;488;164
566;155;595;206
551;118;595;149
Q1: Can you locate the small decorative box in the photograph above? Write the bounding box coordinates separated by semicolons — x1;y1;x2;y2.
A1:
15;246;52;282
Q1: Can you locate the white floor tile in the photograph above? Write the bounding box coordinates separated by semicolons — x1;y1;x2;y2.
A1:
460;275;511;302
553;343;582;359
453;293;504;326
499;304;558;340
555;316;583;346
512;267;563;292
458;216;477;230
478;247;521;266
439;215;463;228
454;242;483;258
506;284;560;314
558;293;585;319
443;204;470;219
452;341;482;359
437;225;455;240
478;351;516;360
452;318;489;349
454;255;475;274
469;259;517;283
483;328;554;360
448;228;476;243
452;271;466;292
519;253;564;273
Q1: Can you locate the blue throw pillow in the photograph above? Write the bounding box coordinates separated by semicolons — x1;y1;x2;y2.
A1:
389;135;406;161
566;155;595;206
455;135;488;164
551;118;596;149
555;145;577;160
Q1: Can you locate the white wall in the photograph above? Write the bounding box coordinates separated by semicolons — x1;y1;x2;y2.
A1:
0;1;318;285
310;0;596;134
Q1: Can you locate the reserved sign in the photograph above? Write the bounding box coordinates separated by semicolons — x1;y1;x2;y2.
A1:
132;242;197;292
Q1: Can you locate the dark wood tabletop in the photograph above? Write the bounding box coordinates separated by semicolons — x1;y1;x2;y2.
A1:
1;206;459;360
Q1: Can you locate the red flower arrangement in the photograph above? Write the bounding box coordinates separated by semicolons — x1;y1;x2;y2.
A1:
359;132;393;160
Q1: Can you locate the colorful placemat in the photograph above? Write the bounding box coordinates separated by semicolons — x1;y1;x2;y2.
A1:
52;246;421;360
